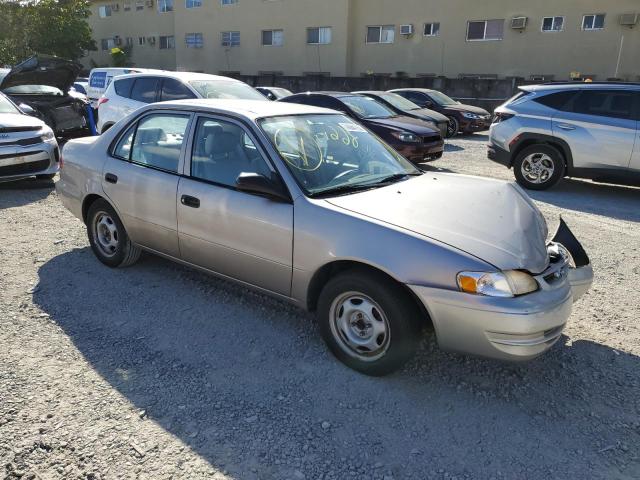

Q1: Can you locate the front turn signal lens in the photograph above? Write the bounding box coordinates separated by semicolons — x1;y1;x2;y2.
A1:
457;270;538;298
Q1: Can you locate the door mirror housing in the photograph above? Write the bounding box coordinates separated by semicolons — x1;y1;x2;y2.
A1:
19;103;35;115
424;100;434;108
236;172;290;202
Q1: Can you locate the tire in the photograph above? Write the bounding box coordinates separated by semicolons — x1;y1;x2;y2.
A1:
86;199;141;268
101;123;114;134
317;269;422;376
36;173;56;180
445;117;459;138
513;144;565;190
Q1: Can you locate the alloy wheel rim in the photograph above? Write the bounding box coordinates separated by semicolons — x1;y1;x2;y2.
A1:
521;153;554;184
93;212;119;257
329;292;391;361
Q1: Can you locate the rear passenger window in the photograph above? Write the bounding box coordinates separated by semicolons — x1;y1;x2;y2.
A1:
573;90;635;120
114;78;134;98
130;114;190;173
160;78;196;101
131;77;159;103
533;91;578;111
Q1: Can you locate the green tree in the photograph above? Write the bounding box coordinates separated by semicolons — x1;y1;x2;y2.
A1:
0;0;96;66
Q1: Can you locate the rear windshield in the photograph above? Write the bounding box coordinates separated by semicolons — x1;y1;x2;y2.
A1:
188;80;265;100
0;94;19;114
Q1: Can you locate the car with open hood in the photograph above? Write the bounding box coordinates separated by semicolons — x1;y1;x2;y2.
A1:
0;91;60;182
354;90;452;138
280;91;444;163
389;88;492;137
0;55;89;139
56;99;593;376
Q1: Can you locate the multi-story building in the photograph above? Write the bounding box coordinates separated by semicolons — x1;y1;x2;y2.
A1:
86;0;640;81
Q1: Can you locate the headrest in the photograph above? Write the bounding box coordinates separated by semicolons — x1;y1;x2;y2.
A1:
136;127;166;144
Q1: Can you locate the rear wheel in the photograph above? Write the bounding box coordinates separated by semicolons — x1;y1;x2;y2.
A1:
86;199;141;268
317;269;422;376
513;144;565;190
446;117;459;138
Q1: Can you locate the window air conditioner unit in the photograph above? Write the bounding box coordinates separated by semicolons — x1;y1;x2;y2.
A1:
400;24;414;36
147;36;156;44
510;17;528;29
146;0;154;7
112;3;120;11
114;36;122;46
619;13;638;26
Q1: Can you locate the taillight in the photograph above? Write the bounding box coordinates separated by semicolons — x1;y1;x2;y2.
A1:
97;97;109;107
493;112;515;124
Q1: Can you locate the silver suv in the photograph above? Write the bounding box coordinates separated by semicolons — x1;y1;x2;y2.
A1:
488;83;640;190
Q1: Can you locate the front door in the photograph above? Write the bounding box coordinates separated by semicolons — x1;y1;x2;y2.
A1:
102;112;192;257
177;115;293;295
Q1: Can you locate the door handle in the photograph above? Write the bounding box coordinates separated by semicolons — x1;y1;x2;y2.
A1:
556;123;576;131
105;173;118;184
180;194;200;208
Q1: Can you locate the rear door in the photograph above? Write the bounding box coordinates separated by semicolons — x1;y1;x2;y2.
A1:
551;89;636;170
159;78;197;101
628;90;640;172
124;76;160;116
102;111;192;257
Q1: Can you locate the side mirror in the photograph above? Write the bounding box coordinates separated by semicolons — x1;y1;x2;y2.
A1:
236;172;290;202
424;100;434;108
19;103;35;115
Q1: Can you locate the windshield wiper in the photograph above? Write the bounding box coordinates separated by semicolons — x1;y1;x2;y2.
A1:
371;172;422;185
309;183;380;198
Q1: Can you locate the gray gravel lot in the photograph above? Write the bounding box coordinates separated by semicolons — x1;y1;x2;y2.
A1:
1;133;639;480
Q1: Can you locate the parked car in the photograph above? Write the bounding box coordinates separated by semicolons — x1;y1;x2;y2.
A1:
97;72;266;134
389;88;491;137
0;55;89;138
87;67;157;108
0;91;60;182
57;99;593;375
280;92;444;163
489;82;640;190
71;81;88;96
354;90;452;138
256;86;293;100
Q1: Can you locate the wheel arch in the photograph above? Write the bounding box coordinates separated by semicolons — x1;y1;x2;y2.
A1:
101;123;115;134
510;133;574;175
305;260;433;329
82;193;108;224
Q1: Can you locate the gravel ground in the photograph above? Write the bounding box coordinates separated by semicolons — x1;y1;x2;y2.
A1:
1;134;639;480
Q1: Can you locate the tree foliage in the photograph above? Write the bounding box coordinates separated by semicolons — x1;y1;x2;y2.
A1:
0;0;96;66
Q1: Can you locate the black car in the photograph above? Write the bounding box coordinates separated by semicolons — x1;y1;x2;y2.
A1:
354;90;453;138
280;91;444;163
0;55;89;138
256;86;293;101
389;88;491;137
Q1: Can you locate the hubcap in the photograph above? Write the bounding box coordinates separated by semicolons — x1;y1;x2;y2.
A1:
329;292;390;361
521;153;555;184
93;212;119;257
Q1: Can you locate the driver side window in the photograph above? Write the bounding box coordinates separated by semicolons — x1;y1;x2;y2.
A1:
190;117;272;187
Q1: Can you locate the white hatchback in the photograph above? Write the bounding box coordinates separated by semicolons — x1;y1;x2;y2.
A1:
96;72;266;134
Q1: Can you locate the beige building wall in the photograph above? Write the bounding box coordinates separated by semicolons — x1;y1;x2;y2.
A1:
85;0;640;81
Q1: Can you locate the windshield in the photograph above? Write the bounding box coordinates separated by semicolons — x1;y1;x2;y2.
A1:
260;114;420;196
3;85;64;96
428;91;458;106
379;92;422;111
339;95;397;119
189;80;265;100
0;94;19;114
271;88;293;99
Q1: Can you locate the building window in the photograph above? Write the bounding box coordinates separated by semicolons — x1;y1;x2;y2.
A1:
186;33;204;48
541;16;564;32
138;36;146;46
126;37;134;46
307;27;332;45
101;38;115;50
136;0;144;11
158;0;173;13
123;2;131;11
159;35;175;49
423;22;440;36
582;14;605;30
98;5;112;18
222;31;240;47
221;0;238;4
262;29;284;46
186;0;202;7
366;25;395;44
466;19;504;41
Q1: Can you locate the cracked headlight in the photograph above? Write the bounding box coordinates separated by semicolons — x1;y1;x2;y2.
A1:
457;270;538;297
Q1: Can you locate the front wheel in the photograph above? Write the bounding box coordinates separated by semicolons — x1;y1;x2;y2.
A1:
86;199;141;268
513;144;565;190
317;269;422;376
445;117;459;138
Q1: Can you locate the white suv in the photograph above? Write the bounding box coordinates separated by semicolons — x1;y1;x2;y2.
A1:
96;72;266;133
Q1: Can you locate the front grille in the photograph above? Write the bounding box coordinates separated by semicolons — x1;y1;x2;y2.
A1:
0;136;43;147
0;126;41;133
0;158;49;176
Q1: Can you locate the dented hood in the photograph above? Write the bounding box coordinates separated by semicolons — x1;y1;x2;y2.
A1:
326;173;550;273
0;55;81;93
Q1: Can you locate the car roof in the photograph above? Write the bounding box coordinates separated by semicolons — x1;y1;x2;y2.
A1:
520;82;640;93
290;91;363;99
388;88;435;94
353;90;388;95
111;71;243;83
151;98;337;119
